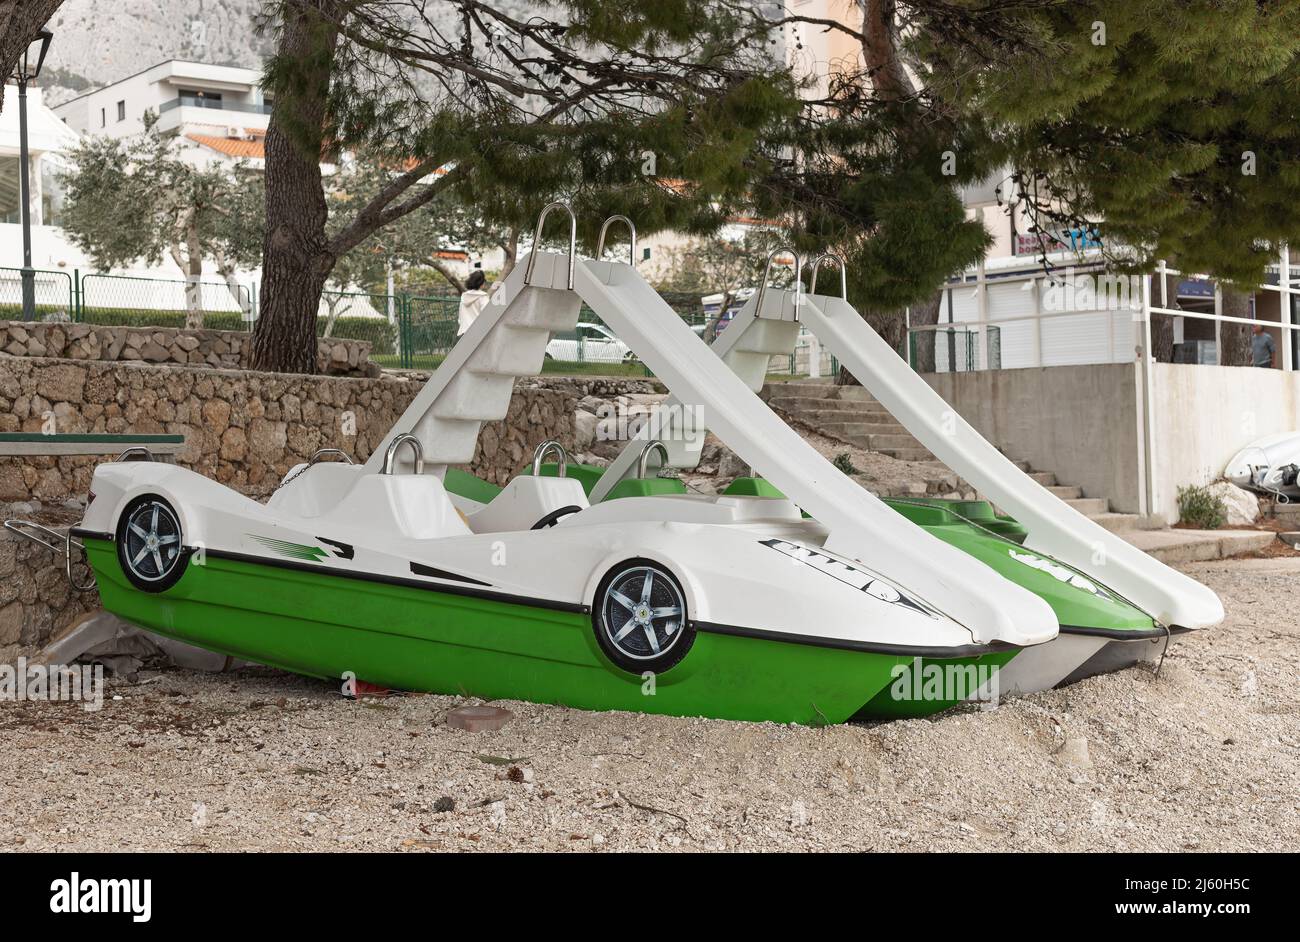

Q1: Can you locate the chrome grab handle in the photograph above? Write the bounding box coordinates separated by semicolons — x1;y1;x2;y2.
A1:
531;439;568;477
809;252;847;300
65;529;95;591
381;433;424;475
636;440;670;479
754;247;802;320
308;448;354;466
4;519;96;591
524;201;578;289
596;215;637;267
116;447;156;462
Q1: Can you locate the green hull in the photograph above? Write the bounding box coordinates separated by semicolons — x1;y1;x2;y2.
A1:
856;651;1018;719
84;537;907;725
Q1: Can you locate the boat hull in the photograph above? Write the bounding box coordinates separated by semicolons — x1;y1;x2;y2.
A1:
1058;635;1168;687
84;537;908;725
854;650;1019;719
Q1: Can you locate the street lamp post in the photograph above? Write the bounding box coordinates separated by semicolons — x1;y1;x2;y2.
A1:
12;29;53;322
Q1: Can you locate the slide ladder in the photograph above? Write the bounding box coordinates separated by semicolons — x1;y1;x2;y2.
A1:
589;260;797;501
366;206;582;477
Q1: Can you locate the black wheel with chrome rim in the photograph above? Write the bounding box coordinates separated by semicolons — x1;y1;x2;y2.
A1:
593;559;693;674
115;494;187;592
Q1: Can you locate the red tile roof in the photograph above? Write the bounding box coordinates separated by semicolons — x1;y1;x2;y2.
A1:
186;132;265;159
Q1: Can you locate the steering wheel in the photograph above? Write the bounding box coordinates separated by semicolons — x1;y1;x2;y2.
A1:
531;505;584;530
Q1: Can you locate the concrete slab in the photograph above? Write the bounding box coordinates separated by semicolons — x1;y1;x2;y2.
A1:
36;609;245;672
1122;528;1278;564
1186;556;1300;573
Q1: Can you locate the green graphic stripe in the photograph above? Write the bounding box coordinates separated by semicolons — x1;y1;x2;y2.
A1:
248;535;329;562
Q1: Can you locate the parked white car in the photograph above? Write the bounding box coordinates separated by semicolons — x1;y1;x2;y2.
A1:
545;322;634;363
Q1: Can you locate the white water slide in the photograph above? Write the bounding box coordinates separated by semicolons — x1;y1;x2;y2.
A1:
595;252;1222;632
790;284;1222;631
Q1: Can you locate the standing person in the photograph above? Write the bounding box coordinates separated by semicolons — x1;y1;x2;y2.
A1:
1252;323;1276;368
457;269;490;336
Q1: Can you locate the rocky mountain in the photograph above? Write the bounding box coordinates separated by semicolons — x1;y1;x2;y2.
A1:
38;0;271;106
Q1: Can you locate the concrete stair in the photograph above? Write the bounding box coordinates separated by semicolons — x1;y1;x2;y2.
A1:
763;381;934;461
997;457;1164;534
757;379;1282;561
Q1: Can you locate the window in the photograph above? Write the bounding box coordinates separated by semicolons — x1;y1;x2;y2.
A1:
116;100;125;122
178;89;223;109
641;247;652;261
41;157;66;227
100;107;105;128
0;155;21;224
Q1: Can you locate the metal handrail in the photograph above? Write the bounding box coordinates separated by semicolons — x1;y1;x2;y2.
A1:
636;440;670;478
381;433;424;475
4;519;96;591
754;247;802;320
524;201;578;289
809;252;847;300
116;447;156;462
531;439;569;477
309;448;354;466
596;215;637;267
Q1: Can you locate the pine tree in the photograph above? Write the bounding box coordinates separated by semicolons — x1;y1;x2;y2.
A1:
926;0;1300;364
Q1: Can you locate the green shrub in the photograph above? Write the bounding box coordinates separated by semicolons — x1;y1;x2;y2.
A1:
832;452;858;475
80;307;249;331
1176;483;1227;529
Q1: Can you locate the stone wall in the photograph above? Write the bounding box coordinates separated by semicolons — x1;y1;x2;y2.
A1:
0;320;377;378
0;357;595;502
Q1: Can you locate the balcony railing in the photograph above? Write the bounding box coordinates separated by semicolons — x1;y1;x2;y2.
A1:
158;97;272;115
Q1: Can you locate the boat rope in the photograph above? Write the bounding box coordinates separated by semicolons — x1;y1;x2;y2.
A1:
272;448;356;495
1153;623;1172;681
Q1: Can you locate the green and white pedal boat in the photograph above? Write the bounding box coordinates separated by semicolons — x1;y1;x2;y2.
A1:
447;457;1166;718
72;450;1031;725
558;244;1219;711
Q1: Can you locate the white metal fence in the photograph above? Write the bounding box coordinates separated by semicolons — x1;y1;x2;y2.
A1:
907;249;1300;373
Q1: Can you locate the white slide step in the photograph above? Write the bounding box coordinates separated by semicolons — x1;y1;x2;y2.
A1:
797;290;1224;630
589;293;787;501
574;258;1057;649
366;253;581;476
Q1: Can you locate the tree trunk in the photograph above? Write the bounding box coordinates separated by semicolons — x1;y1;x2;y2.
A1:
1152;270;1179;363
183;218;204;330
428;258;466;293
1219;287;1254;367
322;295;346;338
500;226;520;280
836;305;910;385
907;290;944;373
213;247;252;317
0;0;65;114
250;1;342;374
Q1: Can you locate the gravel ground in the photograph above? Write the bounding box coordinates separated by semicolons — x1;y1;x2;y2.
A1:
1;558;1296;853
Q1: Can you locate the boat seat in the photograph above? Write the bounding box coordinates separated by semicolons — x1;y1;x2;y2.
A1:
266;462;364;518
466;474;589;534
314;472;472;540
